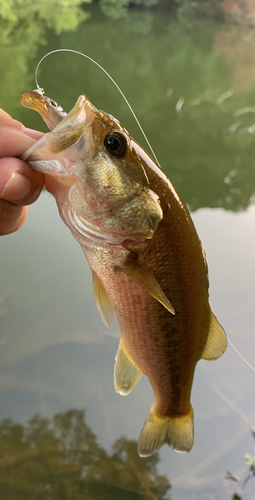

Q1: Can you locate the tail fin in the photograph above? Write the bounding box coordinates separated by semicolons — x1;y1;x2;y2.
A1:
138;405;194;457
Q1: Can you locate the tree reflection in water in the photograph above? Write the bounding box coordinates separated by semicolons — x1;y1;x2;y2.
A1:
0;409;170;499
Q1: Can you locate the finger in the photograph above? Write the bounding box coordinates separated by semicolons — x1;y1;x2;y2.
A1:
0;157;44;206
22;127;44;140
0;109;25;130
0;201;27;236
0;109;44;157
0;127;40;158
0;110;44;140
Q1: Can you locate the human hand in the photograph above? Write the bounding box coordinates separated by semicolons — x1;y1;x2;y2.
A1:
0;109;44;236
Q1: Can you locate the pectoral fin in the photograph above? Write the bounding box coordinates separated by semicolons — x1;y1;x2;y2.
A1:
200;309;227;360
92;272;115;328
114;339;142;395
120;262;175;315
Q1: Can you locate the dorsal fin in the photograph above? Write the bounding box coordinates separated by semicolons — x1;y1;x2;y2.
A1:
200;309;227;360
92;272;115;328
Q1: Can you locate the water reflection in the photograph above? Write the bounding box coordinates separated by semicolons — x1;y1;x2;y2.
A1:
222;0;255;27
1;191;255;499
225;427;255;498
2;7;255;211
0;409;170;499
0;0;90;117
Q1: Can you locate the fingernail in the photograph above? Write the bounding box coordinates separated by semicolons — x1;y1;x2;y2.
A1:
0;172;32;201
23;127;44;140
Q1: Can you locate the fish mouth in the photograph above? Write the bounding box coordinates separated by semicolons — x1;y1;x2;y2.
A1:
21;89;52;122
52;94;91;133
20;89;66;131
20;94;94;164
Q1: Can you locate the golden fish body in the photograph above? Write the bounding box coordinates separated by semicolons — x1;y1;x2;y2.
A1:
21;90;227;456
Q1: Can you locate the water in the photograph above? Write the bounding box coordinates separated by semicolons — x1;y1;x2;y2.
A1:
0;3;255;498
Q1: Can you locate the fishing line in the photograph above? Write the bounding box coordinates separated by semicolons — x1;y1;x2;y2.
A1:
228;337;255;373
35;50;255;377
35;48;160;167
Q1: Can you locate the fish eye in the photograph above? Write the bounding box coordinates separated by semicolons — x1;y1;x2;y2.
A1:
50;99;58;107
103;132;127;158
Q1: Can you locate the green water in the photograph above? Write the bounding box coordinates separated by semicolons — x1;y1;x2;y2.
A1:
1;3;255;499
2;3;255;212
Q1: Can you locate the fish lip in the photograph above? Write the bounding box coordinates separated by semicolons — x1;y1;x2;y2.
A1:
48;95;94;138
20;89;66;131
20;89;55;130
20;90;49;113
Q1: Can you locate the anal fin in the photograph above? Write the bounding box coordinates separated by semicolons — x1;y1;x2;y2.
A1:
92;272;115;328
120;262;175;315
114;339;142;396
201;309;227;360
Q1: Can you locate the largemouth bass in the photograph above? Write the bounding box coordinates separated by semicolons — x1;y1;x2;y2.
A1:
20;89;227;456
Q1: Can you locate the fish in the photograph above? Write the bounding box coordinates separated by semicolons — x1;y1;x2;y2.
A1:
20;89;227;456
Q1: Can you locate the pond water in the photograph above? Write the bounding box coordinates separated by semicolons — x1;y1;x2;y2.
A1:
1;2;255;499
